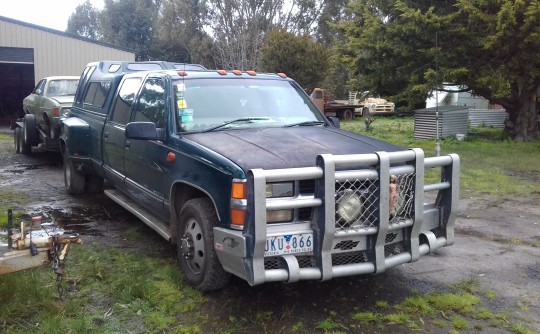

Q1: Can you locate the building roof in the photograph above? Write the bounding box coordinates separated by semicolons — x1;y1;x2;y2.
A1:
0;15;136;54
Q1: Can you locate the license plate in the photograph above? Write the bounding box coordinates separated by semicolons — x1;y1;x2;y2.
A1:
264;233;313;256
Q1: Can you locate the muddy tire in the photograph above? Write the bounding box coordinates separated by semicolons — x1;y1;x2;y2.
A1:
23;114;39;148
14;127;21;154
64;153;85;195
86;175;104;193
19;126;31;155
177;198;231;291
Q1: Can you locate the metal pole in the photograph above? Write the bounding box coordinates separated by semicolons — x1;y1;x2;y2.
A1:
435;31;441;157
7;209;13;249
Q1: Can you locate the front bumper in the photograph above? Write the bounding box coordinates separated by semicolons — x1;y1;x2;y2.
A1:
214;149;459;285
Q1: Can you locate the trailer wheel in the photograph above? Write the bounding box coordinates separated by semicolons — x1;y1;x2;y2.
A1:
23;114;39;147
18;126;31;154
14;127;21;154
342;109;353;121
177;198;231;291
64;154;85;195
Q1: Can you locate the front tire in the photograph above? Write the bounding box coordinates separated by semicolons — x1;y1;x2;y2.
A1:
64;153;85;195
177;198;231;291
23;114;39;148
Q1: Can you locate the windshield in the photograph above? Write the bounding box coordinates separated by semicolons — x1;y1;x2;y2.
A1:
47;79;79;96
173;78;325;132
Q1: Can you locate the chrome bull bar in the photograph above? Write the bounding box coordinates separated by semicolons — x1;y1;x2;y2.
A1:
214;148;460;286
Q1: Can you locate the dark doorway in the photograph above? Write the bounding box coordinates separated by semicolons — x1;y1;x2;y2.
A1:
0;63;35;125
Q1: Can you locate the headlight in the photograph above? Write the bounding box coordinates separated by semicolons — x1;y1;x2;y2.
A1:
336;189;363;225
266;182;293;198
62;108;71;118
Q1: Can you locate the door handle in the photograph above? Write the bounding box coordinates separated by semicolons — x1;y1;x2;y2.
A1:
103;132;109;139
125;140;130;149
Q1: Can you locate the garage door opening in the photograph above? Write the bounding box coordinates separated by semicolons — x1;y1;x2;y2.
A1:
0;63;35;125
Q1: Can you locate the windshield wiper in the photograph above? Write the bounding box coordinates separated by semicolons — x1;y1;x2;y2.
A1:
202;117;271;133
282;121;326;128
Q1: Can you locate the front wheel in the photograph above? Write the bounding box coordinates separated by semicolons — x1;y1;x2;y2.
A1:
177;198;231;291
23;114;39;148
64;153;85;195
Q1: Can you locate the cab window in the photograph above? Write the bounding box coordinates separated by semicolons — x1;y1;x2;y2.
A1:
110;78;141;125
133;78;167;128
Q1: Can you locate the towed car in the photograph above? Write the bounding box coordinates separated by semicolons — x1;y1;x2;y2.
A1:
14;76;79;154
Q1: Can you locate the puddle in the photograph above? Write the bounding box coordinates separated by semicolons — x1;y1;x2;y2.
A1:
18;207;105;237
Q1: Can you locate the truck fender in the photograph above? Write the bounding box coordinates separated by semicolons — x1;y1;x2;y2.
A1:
60;117;91;157
169;180;221;244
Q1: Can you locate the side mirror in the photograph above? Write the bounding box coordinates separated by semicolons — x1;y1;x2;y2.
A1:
327;117;340;128
125;122;159;140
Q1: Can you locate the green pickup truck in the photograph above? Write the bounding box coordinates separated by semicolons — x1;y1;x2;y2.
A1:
61;61;460;291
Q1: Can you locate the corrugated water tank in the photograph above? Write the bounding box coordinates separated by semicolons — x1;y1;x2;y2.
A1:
414;106;469;139
468;109;508;128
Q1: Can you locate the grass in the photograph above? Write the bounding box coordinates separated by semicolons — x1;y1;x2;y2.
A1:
0;243;207;334
349;280;536;333
342;116;540;196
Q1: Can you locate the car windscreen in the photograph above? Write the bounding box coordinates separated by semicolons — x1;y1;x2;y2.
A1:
172;78;325;132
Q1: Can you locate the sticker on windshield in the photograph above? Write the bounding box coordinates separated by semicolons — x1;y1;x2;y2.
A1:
176;83;186;92
177;98;187;109
179;109;193;123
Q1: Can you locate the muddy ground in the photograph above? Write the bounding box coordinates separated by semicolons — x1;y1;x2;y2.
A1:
1;126;539;334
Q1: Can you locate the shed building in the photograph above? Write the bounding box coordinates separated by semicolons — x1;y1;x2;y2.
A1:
0;15;135;124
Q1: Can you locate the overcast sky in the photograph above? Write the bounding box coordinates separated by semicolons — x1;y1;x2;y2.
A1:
1;0;104;31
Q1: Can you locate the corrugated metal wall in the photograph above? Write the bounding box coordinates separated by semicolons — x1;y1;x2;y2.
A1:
0;17;135;83
468;109;508;128
414;106;469;139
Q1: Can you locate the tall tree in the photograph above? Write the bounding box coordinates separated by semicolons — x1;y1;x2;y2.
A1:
156;0;216;67
99;0;160;60
338;0;540;140
66;0;101;39
259;30;329;92
207;0;325;70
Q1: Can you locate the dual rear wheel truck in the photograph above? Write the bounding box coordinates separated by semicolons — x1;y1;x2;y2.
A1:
53;61;458;291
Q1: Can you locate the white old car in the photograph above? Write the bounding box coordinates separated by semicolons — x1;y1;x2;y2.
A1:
22;76;79;140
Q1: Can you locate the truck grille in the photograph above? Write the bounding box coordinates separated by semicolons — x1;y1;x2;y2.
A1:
297;172;415;231
334;173;415;232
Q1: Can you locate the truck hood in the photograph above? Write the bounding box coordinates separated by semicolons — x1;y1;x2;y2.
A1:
185;126;402;171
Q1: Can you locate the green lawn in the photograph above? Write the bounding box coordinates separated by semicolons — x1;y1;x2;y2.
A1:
342;116;540;196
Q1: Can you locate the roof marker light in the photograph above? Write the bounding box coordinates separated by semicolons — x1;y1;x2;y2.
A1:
277;73;287;78
217;70;227;75
247;71;256;76
232;70;242;75
177;71;188;76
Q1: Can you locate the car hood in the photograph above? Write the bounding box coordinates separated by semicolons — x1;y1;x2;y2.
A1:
185;126;403;171
51;96;75;105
